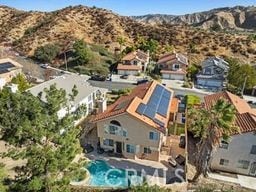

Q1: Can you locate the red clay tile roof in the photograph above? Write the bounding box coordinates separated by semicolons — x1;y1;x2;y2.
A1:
117;64;141;71
161;69;187;75
93;82;153;122
92;81;174;133
122;50;148;62
157;52;188;65
204;91;256;134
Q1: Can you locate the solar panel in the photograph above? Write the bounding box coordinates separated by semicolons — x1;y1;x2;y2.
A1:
0;62;15;74
157;97;170;117
136;103;146;114
144;106;156;119
162;90;171;98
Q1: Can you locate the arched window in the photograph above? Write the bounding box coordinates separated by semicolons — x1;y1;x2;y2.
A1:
110;120;121;127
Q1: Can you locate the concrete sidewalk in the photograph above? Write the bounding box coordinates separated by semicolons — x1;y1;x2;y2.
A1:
208;172;256;190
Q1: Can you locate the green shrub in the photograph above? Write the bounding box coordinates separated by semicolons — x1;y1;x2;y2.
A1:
34;43;60;63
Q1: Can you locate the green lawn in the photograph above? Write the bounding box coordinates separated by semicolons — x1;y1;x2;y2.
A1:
168;123;185;136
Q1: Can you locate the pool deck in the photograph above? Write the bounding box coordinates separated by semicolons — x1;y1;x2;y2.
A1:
86;151;184;187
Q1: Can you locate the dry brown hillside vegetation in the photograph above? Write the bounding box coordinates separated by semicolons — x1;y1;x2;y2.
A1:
0;5;256;63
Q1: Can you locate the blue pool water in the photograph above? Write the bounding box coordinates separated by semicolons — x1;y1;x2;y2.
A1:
87;160;143;188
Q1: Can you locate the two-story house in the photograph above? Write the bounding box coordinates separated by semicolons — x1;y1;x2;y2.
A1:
28;74;108;123
204;91;256;176
92;81;178;161
117;50;149;75
157;52;188;80
0;58;23;89
196;57;229;90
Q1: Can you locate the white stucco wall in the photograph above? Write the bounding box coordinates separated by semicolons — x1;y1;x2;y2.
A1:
210;132;256;176
118;70;139;76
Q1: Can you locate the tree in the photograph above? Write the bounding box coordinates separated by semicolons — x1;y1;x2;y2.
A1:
73;40;93;65
187;64;201;81
0;85;86;192
11;73;31;92
117;36;126;51
34;43;60;63
226;58;256;92
188;99;238;181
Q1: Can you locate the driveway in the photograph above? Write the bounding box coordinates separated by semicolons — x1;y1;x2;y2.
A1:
208;172;256;190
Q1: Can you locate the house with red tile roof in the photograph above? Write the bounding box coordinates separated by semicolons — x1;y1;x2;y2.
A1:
203;91;256;176
117;50;149;76
157;52;188;80
92;81;178;161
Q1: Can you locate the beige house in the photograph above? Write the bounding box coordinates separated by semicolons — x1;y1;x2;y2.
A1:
0;58;23;89
157;52;188;80
117;50;149;75
204;91;256;176
93;81;178;161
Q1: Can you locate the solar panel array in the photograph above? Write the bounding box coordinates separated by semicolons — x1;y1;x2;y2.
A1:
0;62;15;74
136;85;172;127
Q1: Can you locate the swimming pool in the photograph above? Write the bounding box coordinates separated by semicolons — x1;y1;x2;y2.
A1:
87;160;143;188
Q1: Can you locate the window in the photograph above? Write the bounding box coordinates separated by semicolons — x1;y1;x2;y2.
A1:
103;139;114;147
109;125;118;135
133;60;138;65
204;67;212;75
220;140;229;149
144;147;152;154
123;129;127;137
126;144;135;153
110;120;121;127
149;131;159;141
173;64;180;70
219;159;229;166
250;145;256;155
237;160;250;169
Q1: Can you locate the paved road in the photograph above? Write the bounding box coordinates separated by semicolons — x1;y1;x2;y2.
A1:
88;80;207;100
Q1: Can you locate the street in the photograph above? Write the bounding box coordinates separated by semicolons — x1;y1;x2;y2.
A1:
87;80;207;100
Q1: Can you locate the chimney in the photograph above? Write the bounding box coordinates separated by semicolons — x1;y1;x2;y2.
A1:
98;99;107;113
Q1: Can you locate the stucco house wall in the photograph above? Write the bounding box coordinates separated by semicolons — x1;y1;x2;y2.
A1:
97;113;166;161
210;132;256;176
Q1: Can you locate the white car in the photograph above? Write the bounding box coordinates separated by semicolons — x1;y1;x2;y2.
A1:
39;64;49;69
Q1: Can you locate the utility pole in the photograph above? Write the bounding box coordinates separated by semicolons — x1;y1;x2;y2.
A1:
64;51;68;71
241;76;248;96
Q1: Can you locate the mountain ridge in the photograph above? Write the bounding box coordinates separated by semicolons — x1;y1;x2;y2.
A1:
132;5;256;31
0;5;255;63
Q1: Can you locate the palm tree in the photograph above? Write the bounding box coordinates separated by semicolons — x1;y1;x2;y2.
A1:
188;99;239;182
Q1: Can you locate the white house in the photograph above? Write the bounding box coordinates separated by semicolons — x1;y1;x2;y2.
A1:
197;57;229;90
204;91;256;176
27;74;108;121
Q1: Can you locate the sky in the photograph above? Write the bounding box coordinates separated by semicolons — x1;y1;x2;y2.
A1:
0;0;255;16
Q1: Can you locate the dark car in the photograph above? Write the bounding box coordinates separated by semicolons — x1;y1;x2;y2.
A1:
137;79;149;85
175;154;186;166
120;74;129;79
90;75;106;81
83;144;94;154
179;134;186;148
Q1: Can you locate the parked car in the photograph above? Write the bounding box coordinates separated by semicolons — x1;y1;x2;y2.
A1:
175;154;186;166
90;75;106;81
83;144;94;154
39;64;49;69
168;156;177;167
137;79;149;85
120;74;129;79
179;134;186;148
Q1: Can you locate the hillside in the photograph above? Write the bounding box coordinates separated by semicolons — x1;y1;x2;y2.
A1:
133;6;256;31
0;5;256;63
